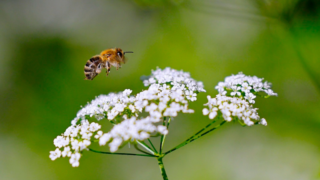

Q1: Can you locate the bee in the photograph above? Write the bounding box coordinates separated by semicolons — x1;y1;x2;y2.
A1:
84;48;133;80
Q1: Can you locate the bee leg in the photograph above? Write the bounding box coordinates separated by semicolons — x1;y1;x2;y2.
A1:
96;64;102;74
106;61;111;76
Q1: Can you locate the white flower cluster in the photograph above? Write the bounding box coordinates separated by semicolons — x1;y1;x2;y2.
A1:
203;95;267;126
143;67;206;101
72;89;136;125
204;72;276;126
49;120;102;167
135;83;196;119
99;116;168;152
50;68;206;166
215;72;277;103
96;68;206;152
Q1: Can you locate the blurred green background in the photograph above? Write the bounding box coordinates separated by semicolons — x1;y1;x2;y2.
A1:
1;0;320;179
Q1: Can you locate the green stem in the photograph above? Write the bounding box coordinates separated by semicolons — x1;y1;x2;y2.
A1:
135;141;155;155
157;157;168;180
165;120;226;155
184;119;217;143
160;117;171;153
162;119;217;155
159;117;167;154
109;120;116;125
89;148;155;157
148;139;158;153
166;117;171;129
189;121;226;143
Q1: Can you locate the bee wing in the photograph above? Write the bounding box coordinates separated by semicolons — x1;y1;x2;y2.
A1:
84;55;104;80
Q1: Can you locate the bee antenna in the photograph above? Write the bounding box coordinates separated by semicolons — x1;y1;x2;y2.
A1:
124;51;133;54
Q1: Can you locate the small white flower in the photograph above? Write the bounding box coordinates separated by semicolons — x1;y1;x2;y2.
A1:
149;110;162;120
62;146;72;157
209;109;218;119
215;82;226;94
67;126;80;138
145;103;158;112
114;103;126;112
163;108;178;117
230;86;241;96
81;132;93;140
129;104;136;112
241;82;252;92
202;108;209;115
69;153;81;167
109;138;123;152
202;108;217;119
259;118;267;126
157;125;168;135
265;89;278;96
107;109;119;120
78;140;91;151
71;139;80;151
49;148;61;161
99;133;112;146
244;119;254;126
123;89;132;96
245;93;256;104
54;136;68;148
185;91;197;101
94;131;103;139
89;122;101;132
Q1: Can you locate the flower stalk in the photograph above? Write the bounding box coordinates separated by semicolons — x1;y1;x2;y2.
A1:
88;148;155;157
136;141;155;155
165;119;225;155
157;156;168;180
148;138;158;153
160;117;171;154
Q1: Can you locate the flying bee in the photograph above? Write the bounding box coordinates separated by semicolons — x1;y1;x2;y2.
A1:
84;48;133;80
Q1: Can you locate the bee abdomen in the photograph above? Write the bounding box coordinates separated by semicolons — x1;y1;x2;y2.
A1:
84;55;102;80
84;63;95;72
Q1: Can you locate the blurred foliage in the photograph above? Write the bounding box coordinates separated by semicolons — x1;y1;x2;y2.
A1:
0;0;320;180
255;0;320;25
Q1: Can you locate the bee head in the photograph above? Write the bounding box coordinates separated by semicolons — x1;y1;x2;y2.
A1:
116;48;133;58
116;50;123;58
101;48;133;59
